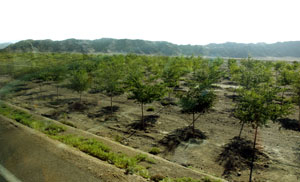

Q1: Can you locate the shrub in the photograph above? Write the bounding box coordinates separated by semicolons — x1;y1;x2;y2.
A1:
149;147;161;155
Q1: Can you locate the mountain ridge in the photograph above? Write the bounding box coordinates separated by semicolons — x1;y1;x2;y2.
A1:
2;38;300;58
0;42;12;49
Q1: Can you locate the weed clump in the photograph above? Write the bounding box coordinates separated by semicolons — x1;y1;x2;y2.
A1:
44;124;66;135
149;147;161;155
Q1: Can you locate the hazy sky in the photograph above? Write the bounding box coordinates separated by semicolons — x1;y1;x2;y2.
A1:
1;0;300;45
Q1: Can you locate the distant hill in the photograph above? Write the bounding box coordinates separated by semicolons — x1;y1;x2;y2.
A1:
0;42;12;49
2;38;300;58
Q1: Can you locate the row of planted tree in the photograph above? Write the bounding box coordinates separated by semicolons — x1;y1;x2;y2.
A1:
1;52;300;182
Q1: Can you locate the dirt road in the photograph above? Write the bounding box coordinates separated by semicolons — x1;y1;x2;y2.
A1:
0;118;101;182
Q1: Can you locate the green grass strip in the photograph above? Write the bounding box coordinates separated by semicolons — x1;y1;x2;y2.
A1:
0;103;151;178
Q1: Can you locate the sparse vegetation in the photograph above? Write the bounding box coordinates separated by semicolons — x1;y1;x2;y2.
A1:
149;147;161;155
1;52;300;182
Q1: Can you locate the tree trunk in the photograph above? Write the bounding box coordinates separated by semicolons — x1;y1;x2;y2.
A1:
80;92;82;103
192;112;195;137
233;87;237;102
238;121;245;138
141;102;144;129
280;85;286;108
249;125;258;182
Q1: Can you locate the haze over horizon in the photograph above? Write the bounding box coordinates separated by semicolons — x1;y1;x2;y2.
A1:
1;0;300;45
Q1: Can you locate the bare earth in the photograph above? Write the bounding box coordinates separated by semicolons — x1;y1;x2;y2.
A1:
1;77;300;182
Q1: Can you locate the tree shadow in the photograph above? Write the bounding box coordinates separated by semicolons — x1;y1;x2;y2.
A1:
41;110;62;120
159;126;207;154
224;93;239;101
160;97;177;106
68;101;96;112
87;106;120;119
33;93;57;100
278;118;300;131
127;115;160;130
24;91;42;97
217;136;269;176
12;86;32;92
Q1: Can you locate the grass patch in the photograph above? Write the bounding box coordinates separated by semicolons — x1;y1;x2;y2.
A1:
0;103;46;130
135;153;156;164
51;134;150;178
149;147;161;155
44;124;66;135
0;103;64;135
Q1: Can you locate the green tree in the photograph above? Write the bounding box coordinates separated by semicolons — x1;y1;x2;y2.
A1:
179;85;216;136
127;72;165;129
234;85;291;182
95;61;125;113
49;65;67;99
68;70;91;102
161;60;182;98
33;67;53;95
292;70;300;128
277;68;294;106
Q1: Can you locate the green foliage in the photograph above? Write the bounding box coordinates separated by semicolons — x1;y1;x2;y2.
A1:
277;67;294;87
292;69;300;105
0;103;151;179
236;58;273;89
235;85;292;126
48;64;67;83
179;87;215;115
130;82;165;104
127;66;165;124
0;103;66;135
149;147;161;155
189;59;224;88
135;153;156;164
68;70;91;100
94;59;125;97
162;59;183;94
51;135;151;178
43;124;66;135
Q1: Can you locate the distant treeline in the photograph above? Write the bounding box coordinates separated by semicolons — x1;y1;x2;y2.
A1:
2;38;300;58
